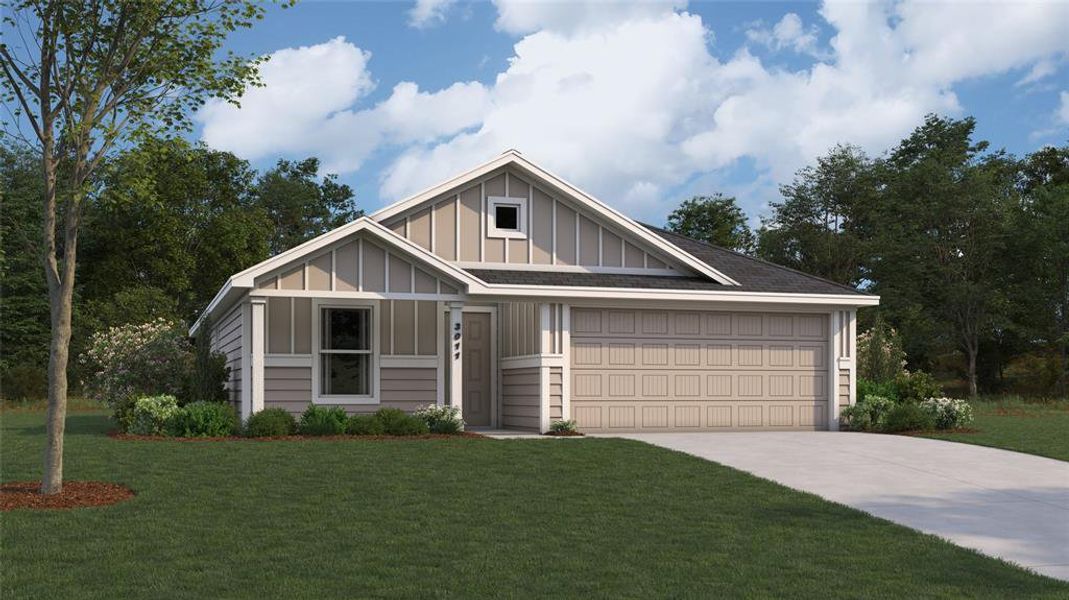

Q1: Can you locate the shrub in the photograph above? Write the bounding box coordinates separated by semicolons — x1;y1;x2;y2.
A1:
857;316;907;383
840;395;896;432
857;378;899;403
921;397;974;430
169;401;238;437
128;394;182;436
346;414;386;436
549;419;578;434
882;403;936;433
80;319;195;420
245;408;297;437
187;314;230;404
413;404;464;434
374;408;429;436
2;364;48;402
894;370;942;403
297;405;348;436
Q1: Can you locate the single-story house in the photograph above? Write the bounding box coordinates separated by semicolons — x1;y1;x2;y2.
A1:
192;150;878;433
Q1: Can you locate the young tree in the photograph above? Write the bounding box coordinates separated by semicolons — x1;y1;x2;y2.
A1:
1;1;268;494
757;144;875;287
255;157;362;255
665;193;755;253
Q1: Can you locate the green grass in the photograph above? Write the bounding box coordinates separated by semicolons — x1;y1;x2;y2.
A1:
919;397;1069;462
3;411;1067;599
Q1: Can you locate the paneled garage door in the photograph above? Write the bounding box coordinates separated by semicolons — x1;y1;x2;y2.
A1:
570;308;829;431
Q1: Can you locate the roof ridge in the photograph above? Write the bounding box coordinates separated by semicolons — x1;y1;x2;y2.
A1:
640;223;868;296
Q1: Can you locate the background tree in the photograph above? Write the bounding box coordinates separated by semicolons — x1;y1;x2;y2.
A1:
665;193;755;253
0;0;267;494
256;157;362;255
870;116;1015;397
757;144;874;287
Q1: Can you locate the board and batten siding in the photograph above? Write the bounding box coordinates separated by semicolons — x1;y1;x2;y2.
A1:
263;298;438;358
210;303;243;408
381;167;674;270
264;367;437;415
499;302;541;358
570;308;830;431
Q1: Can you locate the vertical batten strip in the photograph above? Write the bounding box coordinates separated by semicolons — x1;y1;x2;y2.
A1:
551;199;557;265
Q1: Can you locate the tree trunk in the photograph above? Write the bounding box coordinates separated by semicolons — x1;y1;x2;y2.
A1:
966;345;979;399
41;278;74;494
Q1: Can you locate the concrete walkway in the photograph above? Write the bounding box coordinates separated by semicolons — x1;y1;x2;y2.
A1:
606;432;1069;582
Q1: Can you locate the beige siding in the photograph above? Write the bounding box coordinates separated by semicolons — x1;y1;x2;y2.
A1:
263;367;437;415
252;232;463;298
382;300;438;357
211;303;243;407
571;309;829;432
549;367;563;421
502;367;540;430
378;166;678;271
500;302;540;357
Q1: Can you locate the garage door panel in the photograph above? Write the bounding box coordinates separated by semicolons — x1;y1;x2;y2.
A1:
572;308;829;431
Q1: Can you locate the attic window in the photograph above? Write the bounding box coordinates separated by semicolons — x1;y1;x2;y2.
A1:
487;196;527;239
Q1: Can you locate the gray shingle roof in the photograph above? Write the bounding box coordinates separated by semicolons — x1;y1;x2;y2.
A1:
465;226;869;296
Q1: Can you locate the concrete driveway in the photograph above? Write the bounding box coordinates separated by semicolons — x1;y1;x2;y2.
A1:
608;432;1069;582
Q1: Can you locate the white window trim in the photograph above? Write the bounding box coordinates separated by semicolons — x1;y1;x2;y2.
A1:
312;298;380;405
487;196;528;240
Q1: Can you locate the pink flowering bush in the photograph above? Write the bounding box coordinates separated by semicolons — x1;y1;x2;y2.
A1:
80;319;195;428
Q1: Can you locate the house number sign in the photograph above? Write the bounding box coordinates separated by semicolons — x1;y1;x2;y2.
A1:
453;322;462;360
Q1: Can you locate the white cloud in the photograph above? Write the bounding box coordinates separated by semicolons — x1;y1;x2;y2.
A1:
1058;91;1069;125
746;13;825;58
408;0;456;29
198;1;1069;221
1016;59;1057;87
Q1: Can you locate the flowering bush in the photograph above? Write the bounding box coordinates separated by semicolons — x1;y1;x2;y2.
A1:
840;395;897;432
80;319;194;409
128;394;183;436
857;318;907;383
414;404;464;434
921;397;974;430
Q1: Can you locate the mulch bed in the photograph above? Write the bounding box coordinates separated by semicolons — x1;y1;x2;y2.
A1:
544;431;584;437
108;431;486;442
899;427;981;436
1;481;135;511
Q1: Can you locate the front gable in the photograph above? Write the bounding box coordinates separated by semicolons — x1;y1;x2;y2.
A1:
371;151;738;284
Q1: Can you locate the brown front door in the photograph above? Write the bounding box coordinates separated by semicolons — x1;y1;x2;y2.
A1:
462;312;492;426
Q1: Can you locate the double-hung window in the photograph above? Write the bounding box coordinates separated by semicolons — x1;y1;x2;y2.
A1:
319;307;372;397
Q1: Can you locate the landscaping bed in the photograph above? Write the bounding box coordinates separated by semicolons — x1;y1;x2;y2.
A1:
107;430;485;442
1;480;134;511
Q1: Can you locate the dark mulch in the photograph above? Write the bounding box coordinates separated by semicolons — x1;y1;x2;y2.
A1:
1;481;135;511
543;431;584;437
108;431;486;442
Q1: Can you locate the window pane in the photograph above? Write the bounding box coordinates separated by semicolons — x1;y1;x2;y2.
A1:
322;308;369;350
495;205;519;230
321;353;370;395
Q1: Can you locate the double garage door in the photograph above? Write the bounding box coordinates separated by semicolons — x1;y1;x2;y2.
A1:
570;308;830;431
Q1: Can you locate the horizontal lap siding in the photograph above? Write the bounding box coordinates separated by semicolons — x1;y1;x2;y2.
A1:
212;304;243;409
549;367;563;420
571;309;829;432
263;367;438;415
502;367;540;431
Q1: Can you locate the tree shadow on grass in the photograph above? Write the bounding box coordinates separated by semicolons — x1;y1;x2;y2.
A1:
9;413;111;437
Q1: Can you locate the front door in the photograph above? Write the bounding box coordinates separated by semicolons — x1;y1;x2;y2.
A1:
462;312;492;426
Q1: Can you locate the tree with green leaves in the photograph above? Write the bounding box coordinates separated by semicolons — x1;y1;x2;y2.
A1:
870;115;1016;397
1;0;269;494
757;144;875;287
256;157;362;255
665;193;755;253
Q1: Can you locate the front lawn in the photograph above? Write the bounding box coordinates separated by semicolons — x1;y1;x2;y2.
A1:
919;397;1069;462
3;411;1067;599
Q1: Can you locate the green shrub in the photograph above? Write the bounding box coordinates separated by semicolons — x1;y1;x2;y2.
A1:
550;419;578;434
857;378;899;403
894;370;942;403
374;408;429;436
346;414;386;435
857;316;907;383
920;397;974;429
840;395;896;432
186;314;230;404
128;394;182;435
297;405;348;435
882;403;936;432
2;363;48;402
80;319;194;407
245;408;297;437
413;404;464;434
169;401;237;437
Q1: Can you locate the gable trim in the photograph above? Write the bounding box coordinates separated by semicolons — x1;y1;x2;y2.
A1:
370;150;740;286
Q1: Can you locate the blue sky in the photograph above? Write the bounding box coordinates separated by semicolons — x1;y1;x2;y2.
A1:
194;1;1069;224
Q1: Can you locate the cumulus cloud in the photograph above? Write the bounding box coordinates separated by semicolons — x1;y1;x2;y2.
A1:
408;0;456;29
1016;59;1057;87
1059;91;1069;125
198;1;1069;220
746;13;826;58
